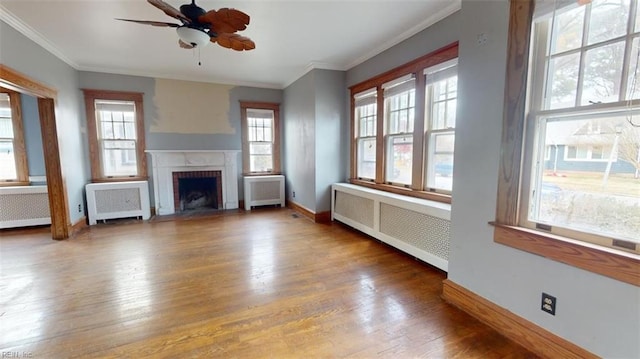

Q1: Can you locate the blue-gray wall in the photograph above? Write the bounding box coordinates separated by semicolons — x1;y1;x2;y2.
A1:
283;70;317;211
20;93;45;177
1;20;87;224
283;69;347;213
314;69;346;212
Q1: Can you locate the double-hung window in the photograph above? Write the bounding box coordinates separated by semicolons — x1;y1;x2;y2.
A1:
240;102;281;174
83;90;147;181
384;75;416;186
522;0;639;252
424;59;458;192
354;89;377;180
495;0;638;285
350;43;458;202
0;89;28;185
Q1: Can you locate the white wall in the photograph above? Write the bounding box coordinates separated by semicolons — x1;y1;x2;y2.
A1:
449;1;639;358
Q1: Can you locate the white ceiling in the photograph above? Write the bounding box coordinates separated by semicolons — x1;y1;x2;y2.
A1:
0;0;460;89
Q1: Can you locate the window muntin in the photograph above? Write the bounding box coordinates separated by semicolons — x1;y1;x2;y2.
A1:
348;44;458;202
523;0;640;251
240;101;280;175
354;89;377;180
247;108;275;173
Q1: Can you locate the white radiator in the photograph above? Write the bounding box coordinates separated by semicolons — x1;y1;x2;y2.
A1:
332;183;451;271
244;175;285;210
86;181;151;225
0;185;51;229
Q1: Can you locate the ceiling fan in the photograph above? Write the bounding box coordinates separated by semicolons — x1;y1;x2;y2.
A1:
117;0;255;51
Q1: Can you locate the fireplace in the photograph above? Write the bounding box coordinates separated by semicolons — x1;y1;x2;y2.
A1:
172;171;223;211
146;150;240;215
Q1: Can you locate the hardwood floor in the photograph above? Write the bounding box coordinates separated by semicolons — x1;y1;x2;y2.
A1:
0;208;536;358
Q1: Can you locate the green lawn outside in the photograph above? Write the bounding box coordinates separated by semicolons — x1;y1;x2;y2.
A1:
543;171;640;197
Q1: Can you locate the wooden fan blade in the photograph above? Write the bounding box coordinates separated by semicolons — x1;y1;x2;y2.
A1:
214;33;255;51
199;8;250;34
178;39;194;49
116;18;180;27
147;0;189;23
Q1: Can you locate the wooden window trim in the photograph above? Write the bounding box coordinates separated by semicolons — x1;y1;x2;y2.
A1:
349;42;458;204
493;0;639;287
240;101;281;175
0;88;29;186
82;89;147;182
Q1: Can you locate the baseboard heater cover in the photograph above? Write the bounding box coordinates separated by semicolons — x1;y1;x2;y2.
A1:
244;175;285;210
0;185;51;229
332;183;451;271
86;181;151;225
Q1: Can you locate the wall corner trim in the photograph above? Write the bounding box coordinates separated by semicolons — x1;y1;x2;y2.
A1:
442;279;597;359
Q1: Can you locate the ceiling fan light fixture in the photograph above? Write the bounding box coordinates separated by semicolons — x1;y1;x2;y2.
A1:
176;27;210;48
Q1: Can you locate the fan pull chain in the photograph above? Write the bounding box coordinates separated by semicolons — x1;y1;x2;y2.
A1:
198;47;202;66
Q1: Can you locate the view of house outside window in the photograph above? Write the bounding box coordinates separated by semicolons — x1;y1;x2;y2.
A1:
524;0;640;249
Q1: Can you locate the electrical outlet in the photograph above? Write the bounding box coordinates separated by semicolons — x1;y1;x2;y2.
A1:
292;191;296;198
78;204;82;213
541;293;556;315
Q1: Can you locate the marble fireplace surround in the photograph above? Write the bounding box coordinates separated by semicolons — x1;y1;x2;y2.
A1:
146;150;240;215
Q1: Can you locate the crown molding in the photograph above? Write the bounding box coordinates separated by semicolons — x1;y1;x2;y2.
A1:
0;5;79;69
76;64;284;90
344;0;461;70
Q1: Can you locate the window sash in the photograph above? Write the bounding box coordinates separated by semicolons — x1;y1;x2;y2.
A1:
248;141;274;173
533;1;640;112
385;133;413;186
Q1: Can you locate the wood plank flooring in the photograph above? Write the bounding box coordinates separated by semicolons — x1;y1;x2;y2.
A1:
0;208;536;358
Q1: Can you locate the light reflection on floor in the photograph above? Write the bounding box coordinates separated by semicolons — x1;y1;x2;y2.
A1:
249;233;275;295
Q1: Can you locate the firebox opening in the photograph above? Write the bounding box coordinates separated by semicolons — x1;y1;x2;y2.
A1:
178;177;218;211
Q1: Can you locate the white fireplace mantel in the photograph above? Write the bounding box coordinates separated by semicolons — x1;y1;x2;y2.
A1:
146;150;240;215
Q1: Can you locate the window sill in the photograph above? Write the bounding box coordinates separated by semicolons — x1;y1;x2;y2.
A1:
349;179;452;204
91;176;148;183
490;222;639;287
0;181;30;187
242;172;282;177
